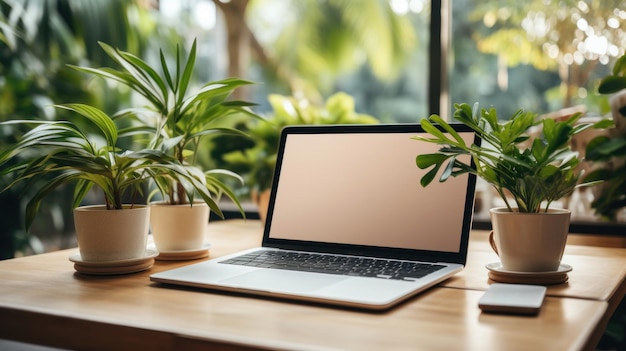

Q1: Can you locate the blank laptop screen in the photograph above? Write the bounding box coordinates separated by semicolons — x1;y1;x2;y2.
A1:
266;128;475;254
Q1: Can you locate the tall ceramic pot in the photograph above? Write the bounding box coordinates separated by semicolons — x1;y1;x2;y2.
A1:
149;202;209;252
489;207;570;272
74;205;150;262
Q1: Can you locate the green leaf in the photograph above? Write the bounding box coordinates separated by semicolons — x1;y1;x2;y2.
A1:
420;163;442;187
177;39;197;104
592;119;615;129
598;76;626;94
74;179;94;208
118;50;168;104
415;153;448;169
612;53;626;76
54;104;117;147
586;136;626;160
420;117;448;142
440;158;456;181
160;48;175;92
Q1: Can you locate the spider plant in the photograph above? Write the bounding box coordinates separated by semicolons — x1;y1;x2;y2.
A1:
70;39;258;212
0;104;220;231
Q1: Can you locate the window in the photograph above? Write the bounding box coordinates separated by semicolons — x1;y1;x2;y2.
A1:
449;0;626;119
159;0;626;227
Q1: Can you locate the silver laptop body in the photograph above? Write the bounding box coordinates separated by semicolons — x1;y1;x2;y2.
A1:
151;124;478;310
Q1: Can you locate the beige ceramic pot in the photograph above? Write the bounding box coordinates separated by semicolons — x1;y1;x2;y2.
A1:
149;202;209;252
74;205;150;262
251;189;271;224
489;207;570;272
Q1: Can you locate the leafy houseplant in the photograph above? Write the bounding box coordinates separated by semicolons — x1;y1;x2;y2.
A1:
0;104;212;261
415;102;591;213
414;102;592;273
71;39;256;215
583;53;626;221
70;39;259;252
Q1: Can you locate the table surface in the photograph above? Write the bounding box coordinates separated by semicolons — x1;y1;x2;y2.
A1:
446;231;626;303
0;219;623;351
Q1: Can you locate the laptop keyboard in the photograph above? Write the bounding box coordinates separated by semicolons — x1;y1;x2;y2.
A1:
219;250;446;281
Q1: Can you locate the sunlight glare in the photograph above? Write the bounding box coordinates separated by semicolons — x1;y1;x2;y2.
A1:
193;1;216;30
546;43;560;59
409;0;424;13
584;35;607;56
160;0;182;18
390;0;409;15
564;53;574;65
573;51;584;65
483;12;496;28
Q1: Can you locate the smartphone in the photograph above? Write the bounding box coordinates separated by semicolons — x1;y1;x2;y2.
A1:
478;283;547;315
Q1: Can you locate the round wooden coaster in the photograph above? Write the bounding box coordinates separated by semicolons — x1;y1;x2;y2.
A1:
155;247;209;261
73;259;154;275
488;271;569;285
485;262;571;285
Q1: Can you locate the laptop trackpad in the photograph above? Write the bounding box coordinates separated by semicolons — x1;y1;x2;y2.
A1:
220;269;347;293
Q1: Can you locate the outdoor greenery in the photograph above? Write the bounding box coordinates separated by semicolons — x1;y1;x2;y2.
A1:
452;0;626;116
583;53;626;220
2;0;626;261
215;92;378;196
415;102;592;213
0;0;163;258
216;0;418;100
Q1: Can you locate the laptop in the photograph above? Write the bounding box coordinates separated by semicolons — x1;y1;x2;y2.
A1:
150;123;478;310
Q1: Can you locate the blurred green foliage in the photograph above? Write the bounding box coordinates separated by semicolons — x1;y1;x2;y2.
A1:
0;0;168;258
213;92;378;196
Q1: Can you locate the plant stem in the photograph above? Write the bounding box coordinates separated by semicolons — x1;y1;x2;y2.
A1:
177;181;187;205
175;140;187;205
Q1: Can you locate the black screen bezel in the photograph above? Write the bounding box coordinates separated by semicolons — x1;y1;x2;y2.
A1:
261;123;479;265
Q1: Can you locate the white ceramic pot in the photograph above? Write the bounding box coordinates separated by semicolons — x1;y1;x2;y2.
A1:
489;207;570;272
74;205;150;262
149;202;209;251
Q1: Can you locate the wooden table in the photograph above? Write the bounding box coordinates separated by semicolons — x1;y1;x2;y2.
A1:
445;231;626;303
0;220;623;351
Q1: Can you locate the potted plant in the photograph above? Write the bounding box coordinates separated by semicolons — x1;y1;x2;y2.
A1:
413;102;592;273
218;92;379;222
0;104;214;265
583;53;626;221
72;39;258;254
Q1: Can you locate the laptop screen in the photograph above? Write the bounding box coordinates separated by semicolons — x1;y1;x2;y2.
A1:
263;124;477;263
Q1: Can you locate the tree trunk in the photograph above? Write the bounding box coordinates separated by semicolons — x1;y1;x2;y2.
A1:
214;0;250;100
213;0;294;98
